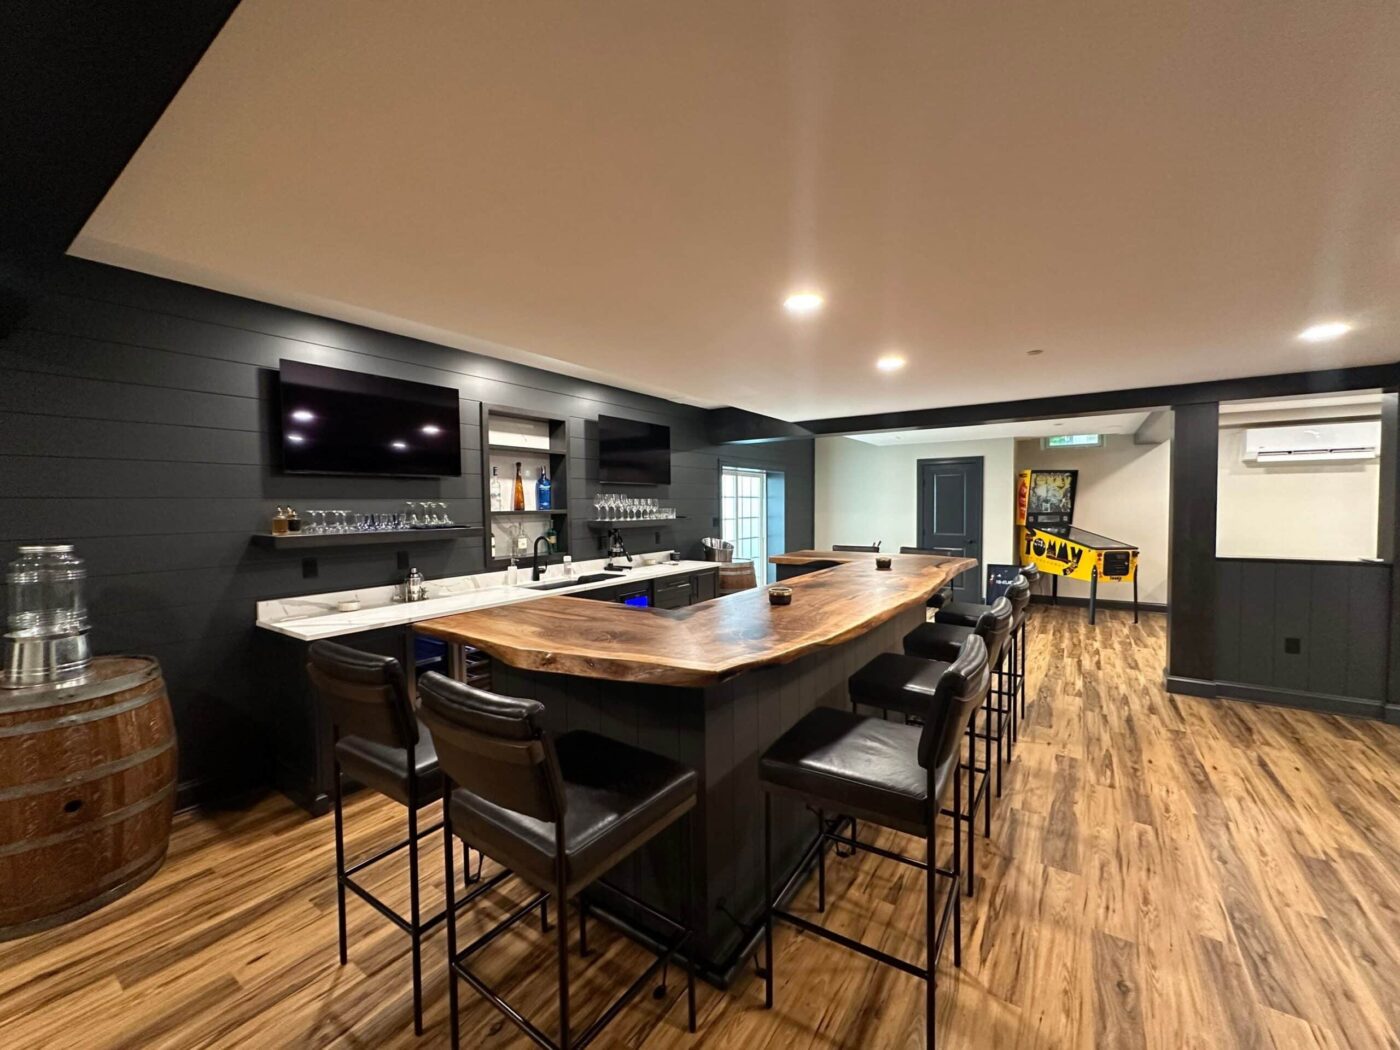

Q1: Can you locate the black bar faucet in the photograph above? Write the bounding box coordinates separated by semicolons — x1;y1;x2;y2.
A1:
532;534;552;582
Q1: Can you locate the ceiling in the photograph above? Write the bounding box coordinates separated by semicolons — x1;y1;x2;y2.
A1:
71;2;1400;422
849;411;1152;446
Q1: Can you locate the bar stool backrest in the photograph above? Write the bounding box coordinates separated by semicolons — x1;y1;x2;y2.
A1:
917;635;991;779
1004;574;1032;629
833;543;881;552
417;671;566;823
972;596;1015;669
307;639;417;749
1020;563;1040;587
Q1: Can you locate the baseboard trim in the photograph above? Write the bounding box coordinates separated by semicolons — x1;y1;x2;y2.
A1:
1166;675;1384;718
1164;675;1218;698
1385;706;1400;727
1032;594;1167;615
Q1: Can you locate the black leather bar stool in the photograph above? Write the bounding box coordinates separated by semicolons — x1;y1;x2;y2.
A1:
849;597;1012;894
932;570;1035;743
758;638;991;1050
912;578;1026;790
418;672;700;1050
307;640;493;1036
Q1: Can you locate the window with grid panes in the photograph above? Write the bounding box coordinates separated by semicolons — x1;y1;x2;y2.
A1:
721;466;767;570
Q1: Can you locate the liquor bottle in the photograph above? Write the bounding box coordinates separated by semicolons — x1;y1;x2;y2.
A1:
512;462;525;511
286;507;301;532
544;524;558;551
271;507;289;535
536;464;552;510
489;466;503;511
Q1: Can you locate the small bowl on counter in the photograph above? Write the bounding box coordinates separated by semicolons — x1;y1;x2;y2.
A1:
875;556;892;570
767;585;793;606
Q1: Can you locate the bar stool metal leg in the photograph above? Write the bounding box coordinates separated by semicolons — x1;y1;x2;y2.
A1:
683;811;698;1033
332;750;348;967
925;802;938;1050
816;808;827;913
443;794;461;1050
965;726;975;896
407;766;424;1035
763;791;774;1009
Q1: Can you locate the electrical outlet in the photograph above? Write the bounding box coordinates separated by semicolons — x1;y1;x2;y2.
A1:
1284;637;1301;655
301;557;318;579
397;551;411;571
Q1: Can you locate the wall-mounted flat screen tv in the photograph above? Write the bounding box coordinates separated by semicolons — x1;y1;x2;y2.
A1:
278;360;462;476
598;415;671;485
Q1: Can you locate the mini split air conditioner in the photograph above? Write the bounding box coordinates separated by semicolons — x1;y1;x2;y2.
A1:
1242;420;1380;463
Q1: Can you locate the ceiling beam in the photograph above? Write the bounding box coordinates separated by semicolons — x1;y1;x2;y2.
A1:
786;362;1400;440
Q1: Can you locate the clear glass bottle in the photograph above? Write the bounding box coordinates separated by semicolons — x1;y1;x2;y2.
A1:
536;465;552;510
490;466;503;511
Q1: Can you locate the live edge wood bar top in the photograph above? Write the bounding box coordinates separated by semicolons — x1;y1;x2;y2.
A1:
417;551;975;687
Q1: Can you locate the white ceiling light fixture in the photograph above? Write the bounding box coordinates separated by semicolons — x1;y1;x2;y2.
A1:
290;408;315;422
1297;321;1352;343
783;291;824;317
876;353;906;373
390;440;408;450
420;424;442;435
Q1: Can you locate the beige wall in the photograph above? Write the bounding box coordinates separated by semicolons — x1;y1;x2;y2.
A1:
1216;427;1378;560
814;436;1018;588
1014;434;1172;605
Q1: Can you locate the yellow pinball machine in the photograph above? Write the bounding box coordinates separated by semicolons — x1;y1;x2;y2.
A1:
1016;469;1139;624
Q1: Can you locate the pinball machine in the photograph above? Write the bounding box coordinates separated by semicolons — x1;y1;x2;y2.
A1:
1016;468;1139;625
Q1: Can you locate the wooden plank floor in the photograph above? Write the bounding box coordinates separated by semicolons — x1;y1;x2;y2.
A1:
3;607;1399;1049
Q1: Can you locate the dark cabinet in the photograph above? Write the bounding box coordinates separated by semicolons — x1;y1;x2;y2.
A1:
653;577;691;609
690;569;717;603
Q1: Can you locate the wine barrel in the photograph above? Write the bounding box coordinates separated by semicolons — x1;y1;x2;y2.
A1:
0;656;176;940
718;560;758;593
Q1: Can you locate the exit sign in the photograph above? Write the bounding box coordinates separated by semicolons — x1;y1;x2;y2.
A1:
1043;434;1103;449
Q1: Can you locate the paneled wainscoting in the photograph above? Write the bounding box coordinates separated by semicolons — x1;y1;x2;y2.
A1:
2;607;1397;1048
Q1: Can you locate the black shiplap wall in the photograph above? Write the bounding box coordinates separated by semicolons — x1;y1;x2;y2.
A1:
0;258;814;798
1215;558;1389;714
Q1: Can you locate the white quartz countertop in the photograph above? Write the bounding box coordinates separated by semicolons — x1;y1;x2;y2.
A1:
255;557;718;642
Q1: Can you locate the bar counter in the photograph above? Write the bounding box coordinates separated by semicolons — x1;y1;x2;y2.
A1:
415;551;974;979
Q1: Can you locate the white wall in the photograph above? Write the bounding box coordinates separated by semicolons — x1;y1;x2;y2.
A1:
814;436;1018;583
1216;427;1378;560
1014;434;1172;605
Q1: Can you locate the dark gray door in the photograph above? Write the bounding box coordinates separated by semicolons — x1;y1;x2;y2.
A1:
916;457;984;600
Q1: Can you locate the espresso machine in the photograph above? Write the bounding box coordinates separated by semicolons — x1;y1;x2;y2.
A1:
604;529;633;571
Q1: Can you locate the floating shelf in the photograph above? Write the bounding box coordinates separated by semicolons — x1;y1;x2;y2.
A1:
486;443;565;457
491;509;568;517
587;518;686;528
250;526;482;551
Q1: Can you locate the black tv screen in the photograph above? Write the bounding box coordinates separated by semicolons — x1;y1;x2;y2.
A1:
278;360;461;476
598;415;671;485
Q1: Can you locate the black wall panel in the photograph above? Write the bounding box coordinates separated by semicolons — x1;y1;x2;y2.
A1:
0;258;814;800
1215;559;1389;710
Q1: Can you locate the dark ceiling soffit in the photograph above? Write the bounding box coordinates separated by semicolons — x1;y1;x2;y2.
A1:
704;406;815;445
720;361;1400;442
0;0;240;331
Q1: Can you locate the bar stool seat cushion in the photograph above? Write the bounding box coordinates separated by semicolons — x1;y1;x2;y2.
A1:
849;651;952;716
903;621;974;662
335;721;442;808
760;707;950;838
448;730;698;896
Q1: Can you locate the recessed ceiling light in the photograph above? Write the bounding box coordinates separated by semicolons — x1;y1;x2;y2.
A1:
286;433;305;444
783;291;824;316
1297;321;1352;343
420;424;442;435
390;441;408;450
1026;349;1045;356
290;409;315;422
876;354;906;372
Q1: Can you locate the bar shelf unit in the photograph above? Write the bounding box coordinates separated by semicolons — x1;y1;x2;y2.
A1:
251;526;481;551
480;404;569;567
